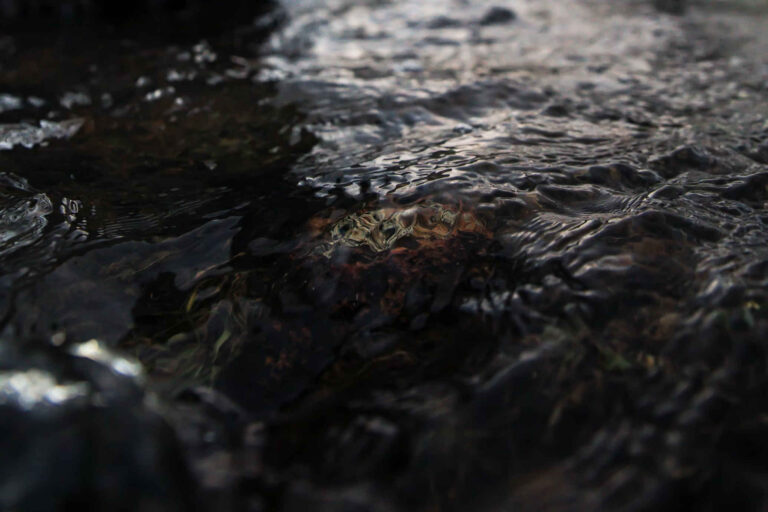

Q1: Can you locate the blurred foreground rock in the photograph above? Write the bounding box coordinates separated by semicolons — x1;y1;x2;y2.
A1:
0;339;195;511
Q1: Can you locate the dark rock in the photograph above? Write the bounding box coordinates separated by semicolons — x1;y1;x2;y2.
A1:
426;15;462;29
479;6;516;26
0;340;195;511
748;143;768;165
649;145;718;179
722;172;768;203
541;103;571;117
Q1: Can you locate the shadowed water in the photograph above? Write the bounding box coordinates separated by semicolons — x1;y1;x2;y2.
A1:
1;0;768;511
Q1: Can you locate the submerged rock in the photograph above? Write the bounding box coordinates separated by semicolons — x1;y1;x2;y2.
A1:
0;173;51;258
316;201;490;255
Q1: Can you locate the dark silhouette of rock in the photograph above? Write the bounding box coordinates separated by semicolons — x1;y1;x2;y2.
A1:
0;341;196;511
479;6;517;26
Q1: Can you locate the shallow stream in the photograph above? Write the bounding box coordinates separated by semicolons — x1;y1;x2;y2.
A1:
1;1;768;510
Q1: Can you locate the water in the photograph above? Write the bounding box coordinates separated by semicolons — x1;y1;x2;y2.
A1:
1;0;768;510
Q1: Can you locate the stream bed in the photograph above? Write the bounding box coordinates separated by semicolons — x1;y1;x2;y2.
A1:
1;1;768;510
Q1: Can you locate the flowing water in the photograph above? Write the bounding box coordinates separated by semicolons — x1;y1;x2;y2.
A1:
1;0;768;510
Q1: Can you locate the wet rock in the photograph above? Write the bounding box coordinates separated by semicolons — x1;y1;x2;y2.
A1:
11;217;239;345
0;173;51;258
59;91;91;110
0;340;194;511
649;145;718;178
0;94;22;114
747;143;768;165
479;6;517;26
721;171;768;203
583;163;661;190
426;15;462;29
0;119;83;151
265;413;406;483
315;202;489;255
541;103;571;117
213;314;339;413
648;184;685;200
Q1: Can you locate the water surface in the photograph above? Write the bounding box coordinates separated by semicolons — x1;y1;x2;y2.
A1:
2;1;768;510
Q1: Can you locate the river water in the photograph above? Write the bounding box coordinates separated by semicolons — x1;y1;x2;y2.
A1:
1;0;768;510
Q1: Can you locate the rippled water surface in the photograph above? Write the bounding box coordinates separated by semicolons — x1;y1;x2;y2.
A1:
2;0;768;510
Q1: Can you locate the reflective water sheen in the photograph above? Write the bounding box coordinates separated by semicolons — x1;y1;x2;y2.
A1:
1;0;768;510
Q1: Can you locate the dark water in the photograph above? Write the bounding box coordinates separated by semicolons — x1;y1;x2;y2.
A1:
2;0;768;510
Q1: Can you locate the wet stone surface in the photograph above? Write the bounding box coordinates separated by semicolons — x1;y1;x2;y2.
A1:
1;0;768;510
